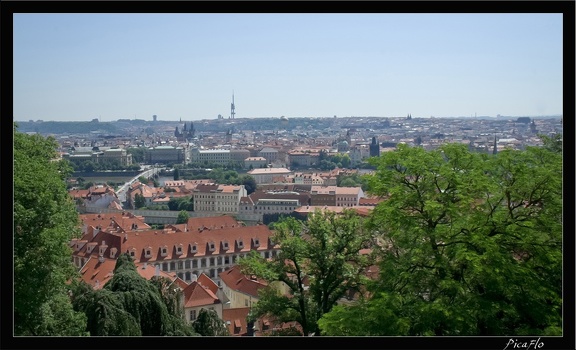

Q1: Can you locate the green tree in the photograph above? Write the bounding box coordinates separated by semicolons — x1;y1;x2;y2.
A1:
319;143;562;336
127;147;146;163
176;210;190;224
173;167;180;180
14;123;88;335
238;209;373;336
192;308;230;336
340;153;351;168
538;133;562;154
239;174;257;194
71;253;197;336
134;193;146;209
338;178;357;188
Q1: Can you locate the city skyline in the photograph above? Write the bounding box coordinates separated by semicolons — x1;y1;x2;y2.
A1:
13;13;563;122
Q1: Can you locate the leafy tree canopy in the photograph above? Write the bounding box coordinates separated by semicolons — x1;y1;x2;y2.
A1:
71;253;198;336
176;210;190;224
193;308;230;336
13;123;88;335
239;209;374;336
319;143;562;336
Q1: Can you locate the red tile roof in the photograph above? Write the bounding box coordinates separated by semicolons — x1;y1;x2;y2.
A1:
72;224;278;264
222;307;251;336
219;265;267;298
182;281;220;308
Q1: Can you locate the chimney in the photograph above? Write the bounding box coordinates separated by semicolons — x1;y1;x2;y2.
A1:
143;262;147;269
155;265;160;276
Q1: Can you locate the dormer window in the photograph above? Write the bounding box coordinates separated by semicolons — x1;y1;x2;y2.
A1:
129;248;136;258
176;244;183;255
253;238;260;247
190;243;197;253
223;241;229;250
110;247;117;259
161;246;168;257
237;239;244;249
145;247;152;258
209;241;215;252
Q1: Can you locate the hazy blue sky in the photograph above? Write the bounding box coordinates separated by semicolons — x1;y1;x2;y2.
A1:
13;13;563;122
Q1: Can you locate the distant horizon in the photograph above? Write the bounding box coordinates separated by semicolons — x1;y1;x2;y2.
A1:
14;114;564;123
13;13;563;122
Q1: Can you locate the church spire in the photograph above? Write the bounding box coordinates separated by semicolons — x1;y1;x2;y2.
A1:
231;91;236;119
492;135;498;155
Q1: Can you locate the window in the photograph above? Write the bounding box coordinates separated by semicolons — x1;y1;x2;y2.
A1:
209;243;215;251
130;251;135;258
176;246;182;255
224;256;230;264
178;261;183;269
201;259;207;268
162;262;168;271
191;244;197;253
192;259;198;268
185;260;190;269
145;249;152;258
190;310;196;321
223;241;229;250
210;257;215;266
170;262;176;270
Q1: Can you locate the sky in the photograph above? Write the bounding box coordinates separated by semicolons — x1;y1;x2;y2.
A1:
12;13;564;122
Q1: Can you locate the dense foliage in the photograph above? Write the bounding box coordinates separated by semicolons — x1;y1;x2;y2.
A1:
192;309;230;336
13;123;88;335
176;210;190;224
239;210;374;336
318;143;562;336
71;253;198;336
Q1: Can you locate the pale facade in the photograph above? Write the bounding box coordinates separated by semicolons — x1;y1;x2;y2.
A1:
247;168;292;184
335;187;364;207
146;145;186;164
193;184;247;215
190;148;231;165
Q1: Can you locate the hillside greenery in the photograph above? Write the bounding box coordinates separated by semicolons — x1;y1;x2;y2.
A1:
14;122;88;335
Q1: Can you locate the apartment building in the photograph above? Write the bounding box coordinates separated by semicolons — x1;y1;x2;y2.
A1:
146;145;186;164
309;186;364;207
99;147;133;166
310;185;337;206
335;186;365;207
192;184;247;215
244;156;267;169
190;148;231;165
70;219;280;286
247;167;292;184
257;147;279;163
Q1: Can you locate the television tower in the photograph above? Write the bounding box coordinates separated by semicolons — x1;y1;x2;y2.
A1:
230;91;236;119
